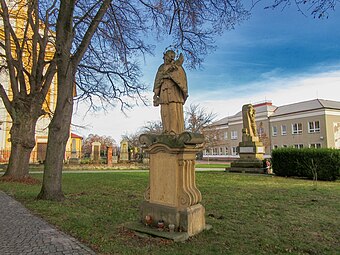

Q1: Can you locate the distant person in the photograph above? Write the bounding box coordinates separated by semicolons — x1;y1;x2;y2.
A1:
153;50;188;134
266;159;272;174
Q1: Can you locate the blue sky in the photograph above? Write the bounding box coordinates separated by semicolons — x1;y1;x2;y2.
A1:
73;3;340;143
188;3;340;96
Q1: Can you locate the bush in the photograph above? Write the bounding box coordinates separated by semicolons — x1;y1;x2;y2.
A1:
272;148;340;181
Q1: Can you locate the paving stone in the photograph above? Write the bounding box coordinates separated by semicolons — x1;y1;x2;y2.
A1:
0;191;96;254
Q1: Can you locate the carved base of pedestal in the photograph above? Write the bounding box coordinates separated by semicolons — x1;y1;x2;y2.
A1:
140;201;206;237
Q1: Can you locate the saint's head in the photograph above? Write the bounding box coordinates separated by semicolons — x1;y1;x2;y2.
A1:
163;50;176;64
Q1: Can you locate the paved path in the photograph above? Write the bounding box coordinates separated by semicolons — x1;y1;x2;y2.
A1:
0;191;96;255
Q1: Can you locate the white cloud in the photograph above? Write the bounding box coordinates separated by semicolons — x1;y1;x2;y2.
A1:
195;69;340;119
72;93;160;143
72;69;340;143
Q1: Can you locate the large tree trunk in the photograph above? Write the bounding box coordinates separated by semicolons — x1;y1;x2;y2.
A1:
37;0;109;200
36;0;76;201
2;108;38;179
37;71;74;201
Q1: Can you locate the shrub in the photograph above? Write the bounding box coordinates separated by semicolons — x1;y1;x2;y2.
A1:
272;148;340;181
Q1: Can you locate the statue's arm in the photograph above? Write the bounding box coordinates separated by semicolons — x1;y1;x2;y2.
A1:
153;68;163;106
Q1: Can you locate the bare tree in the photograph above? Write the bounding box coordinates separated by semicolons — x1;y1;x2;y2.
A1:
82;134;116;157
201;125;221;157
121;121;163;149
0;0;57;179
36;0;251;200
141;121;163;135
121;132;141;150
185;103;217;133
265;0;338;18
258;121;270;151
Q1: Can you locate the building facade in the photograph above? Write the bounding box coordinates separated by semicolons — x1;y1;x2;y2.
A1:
203;99;340;160
0;0;82;163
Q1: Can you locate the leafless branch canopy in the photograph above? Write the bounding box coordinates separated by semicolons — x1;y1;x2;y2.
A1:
0;0;249;113
264;0;338;18
185;103;217;133
69;0;250;111
0;0;57;120
140;0;250;68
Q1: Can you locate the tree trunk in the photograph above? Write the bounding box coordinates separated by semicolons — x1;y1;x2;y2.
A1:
37;70;74;201
4;143;32;179
2;111;38;179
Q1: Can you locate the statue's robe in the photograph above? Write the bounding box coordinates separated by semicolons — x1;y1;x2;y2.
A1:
153;63;188;134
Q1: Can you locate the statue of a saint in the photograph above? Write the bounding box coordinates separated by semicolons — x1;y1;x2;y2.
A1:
153;50;188;134
242;104;257;138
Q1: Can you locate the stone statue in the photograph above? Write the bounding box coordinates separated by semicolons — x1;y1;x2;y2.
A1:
242;104;257;138
153;50;188;134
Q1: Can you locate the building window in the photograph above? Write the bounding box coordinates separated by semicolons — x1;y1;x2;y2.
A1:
71;139;77;153
292;123;302;134
294;144;304;149
309;143;321;148
231;146;238;155
308;121;320;133
225;147;228;155
204;149;210;155
281;125;287;136
231;130;238;140
272;126;278;136
219;147;223;155
273;144;278;149
282;144;288;148
224;131;228;140
213;148;218;155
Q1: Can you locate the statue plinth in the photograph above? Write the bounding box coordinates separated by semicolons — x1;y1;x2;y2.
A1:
230;133;265;172
138;133;208;237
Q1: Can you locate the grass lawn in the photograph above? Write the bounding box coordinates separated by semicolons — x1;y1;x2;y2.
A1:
0;172;339;255
195;163;230;168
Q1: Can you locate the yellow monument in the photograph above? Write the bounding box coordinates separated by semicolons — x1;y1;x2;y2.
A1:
230;104;265;172
134;50;208;241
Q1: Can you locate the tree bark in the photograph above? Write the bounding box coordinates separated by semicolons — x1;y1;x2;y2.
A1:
4;142;32;179
36;0;76;201
37;0;111;201
2;105;39;179
37;72;74;201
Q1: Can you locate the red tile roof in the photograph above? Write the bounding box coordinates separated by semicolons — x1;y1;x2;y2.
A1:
71;133;83;139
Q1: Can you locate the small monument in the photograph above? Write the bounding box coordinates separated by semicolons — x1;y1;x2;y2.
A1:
112;146;118;163
91;142;101;164
107;146;113;165
230;104;265;172
120;140;129;162
130;50;208;241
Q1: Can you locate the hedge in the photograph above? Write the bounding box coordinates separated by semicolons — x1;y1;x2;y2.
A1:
271;148;340;181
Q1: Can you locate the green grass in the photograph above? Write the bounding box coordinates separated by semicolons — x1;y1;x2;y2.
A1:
196;163;230;168
1;172;339;255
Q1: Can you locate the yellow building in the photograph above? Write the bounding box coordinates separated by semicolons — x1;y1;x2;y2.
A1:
0;0;82;163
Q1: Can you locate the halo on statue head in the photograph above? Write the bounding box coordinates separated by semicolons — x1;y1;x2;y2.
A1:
163;45;179;59
163;46;184;66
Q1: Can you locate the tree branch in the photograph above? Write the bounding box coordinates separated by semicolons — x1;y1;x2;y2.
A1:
72;0;111;68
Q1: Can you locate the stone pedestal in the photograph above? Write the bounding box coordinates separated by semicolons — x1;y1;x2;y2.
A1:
91;142;101;164
120;140;129;162
68;158;80;164
230;135;265;173
107;146;113;165
137;133;208;238
112;156;118;164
